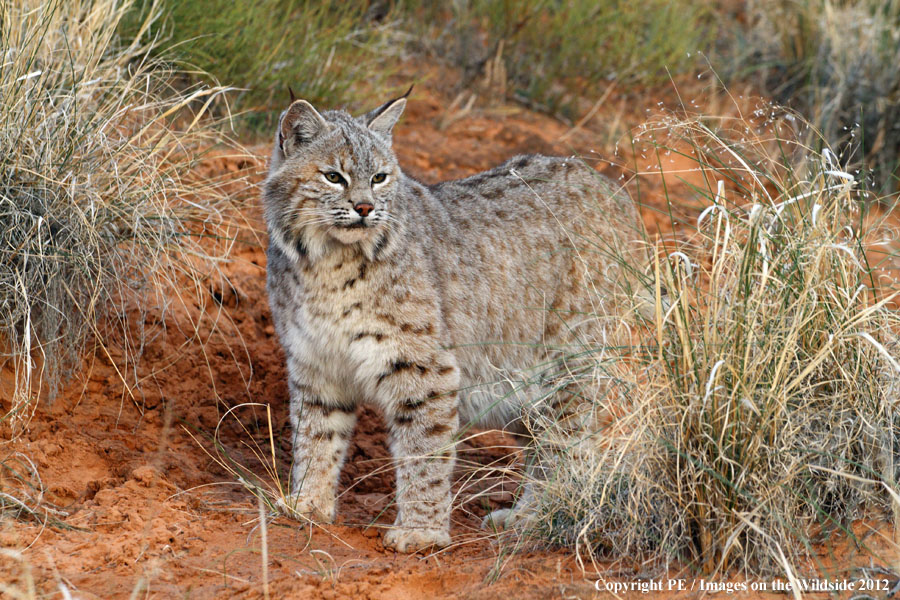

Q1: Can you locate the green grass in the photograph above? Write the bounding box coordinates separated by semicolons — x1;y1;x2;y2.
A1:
121;0;396;132
401;0;713;119
118;0;712;129
115;0;899;191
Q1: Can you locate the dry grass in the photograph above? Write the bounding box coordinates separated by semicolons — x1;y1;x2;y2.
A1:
522;108;900;578
731;0;900;191
0;0;234;437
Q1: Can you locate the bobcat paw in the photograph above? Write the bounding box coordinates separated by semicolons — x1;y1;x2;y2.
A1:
483;483;537;532
383;527;451;553
482;505;538;532
276;493;335;523
482;508;515;531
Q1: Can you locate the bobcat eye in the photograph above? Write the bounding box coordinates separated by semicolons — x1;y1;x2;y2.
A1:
322;171;346;185
371;173;387;185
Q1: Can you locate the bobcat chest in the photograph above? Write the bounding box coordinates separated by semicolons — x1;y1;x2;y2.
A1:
293;254;415;399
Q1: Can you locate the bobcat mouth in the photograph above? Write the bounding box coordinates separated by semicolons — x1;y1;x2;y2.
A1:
339;220;369;229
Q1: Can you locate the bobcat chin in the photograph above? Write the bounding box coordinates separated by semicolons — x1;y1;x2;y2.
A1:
263;90;648;553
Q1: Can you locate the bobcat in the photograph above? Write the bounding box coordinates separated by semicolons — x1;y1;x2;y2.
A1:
263;90;647;553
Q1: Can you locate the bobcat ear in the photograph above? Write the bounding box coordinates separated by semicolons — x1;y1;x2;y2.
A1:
280;100;329;155
366;86;412;137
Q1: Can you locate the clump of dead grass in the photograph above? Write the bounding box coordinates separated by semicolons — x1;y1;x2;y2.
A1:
525;108;900;578
0;0;232;436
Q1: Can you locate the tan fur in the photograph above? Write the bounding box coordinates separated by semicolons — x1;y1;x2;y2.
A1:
263;93;646;552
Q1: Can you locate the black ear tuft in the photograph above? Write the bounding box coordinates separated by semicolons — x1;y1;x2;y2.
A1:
288;86;297;103
365;86;412;137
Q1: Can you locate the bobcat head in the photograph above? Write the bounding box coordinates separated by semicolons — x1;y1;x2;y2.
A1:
264;90;410;262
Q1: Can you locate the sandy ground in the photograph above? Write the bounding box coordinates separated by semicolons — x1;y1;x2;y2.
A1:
2;69;896;599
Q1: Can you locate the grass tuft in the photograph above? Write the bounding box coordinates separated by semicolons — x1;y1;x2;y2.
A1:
0;0;232;436
524;108;900;577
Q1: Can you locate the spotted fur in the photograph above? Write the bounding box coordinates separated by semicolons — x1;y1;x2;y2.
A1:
263;92;646;553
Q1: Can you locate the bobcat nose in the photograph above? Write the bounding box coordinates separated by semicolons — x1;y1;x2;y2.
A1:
354;203;374;217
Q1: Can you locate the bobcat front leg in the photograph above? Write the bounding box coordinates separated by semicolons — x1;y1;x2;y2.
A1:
384;388;459;553
280;380;357;523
